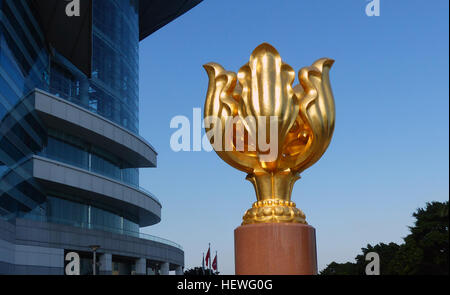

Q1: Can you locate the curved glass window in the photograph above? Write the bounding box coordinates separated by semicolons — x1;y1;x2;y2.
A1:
46;195;139;236
122;168;139;187
47;195;88;227
91;148;121;180
91;205;122;234
44;135;88;169
40;129;139;187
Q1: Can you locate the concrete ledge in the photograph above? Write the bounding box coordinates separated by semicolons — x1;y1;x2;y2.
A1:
31;155;161;227
29;89;157;168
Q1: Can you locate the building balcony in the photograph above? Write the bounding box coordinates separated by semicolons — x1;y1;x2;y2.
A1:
27;88;157;168
29;155;161;227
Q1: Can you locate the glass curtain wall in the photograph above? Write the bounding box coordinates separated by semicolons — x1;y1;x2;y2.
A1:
47;195;139;236
39;129;139;187
49;0;140;134
0;0;49;220
1;0;142;225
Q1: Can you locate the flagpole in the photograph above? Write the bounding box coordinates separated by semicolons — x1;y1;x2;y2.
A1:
216;251;218;273
202;252;205;275
208;243;211;272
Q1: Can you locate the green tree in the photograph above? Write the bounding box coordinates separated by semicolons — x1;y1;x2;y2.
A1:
321;201;449;275
390;201;449;275
354;242;401;274
320;262;358;275
184;267;219;275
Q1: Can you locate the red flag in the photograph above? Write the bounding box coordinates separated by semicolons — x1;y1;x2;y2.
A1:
212;253;217;271
205;247;210;267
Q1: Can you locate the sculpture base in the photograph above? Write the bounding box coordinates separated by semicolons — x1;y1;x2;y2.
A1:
234;223;317;275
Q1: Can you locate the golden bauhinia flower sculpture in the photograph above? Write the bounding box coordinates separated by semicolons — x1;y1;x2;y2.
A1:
203;43;335;225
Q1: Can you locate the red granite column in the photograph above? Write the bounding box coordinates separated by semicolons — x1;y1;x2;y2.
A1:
234;223;317;275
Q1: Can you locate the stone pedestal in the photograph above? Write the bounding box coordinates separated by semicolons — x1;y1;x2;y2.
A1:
234;223;317;275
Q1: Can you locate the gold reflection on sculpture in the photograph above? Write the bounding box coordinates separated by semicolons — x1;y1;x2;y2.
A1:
203;43;335;225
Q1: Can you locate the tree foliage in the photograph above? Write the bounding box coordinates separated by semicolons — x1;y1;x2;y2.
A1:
321;201;449;275
319;262;359;275
184;267;219;275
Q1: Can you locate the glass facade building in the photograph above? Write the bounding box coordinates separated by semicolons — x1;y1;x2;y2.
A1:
0;0;48;221
50;0;140;133
1;0;140;234
1;0;201;275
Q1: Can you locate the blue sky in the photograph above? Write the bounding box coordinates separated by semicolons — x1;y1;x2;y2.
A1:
137;0;449;274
